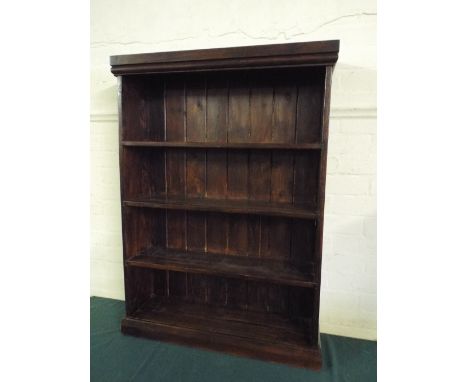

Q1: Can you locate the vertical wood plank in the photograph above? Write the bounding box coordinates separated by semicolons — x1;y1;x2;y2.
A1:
267;284;288;314
143;149;165;198
247;282;268;312
186;75;206;198
152;270;167;297
186;75;218;302
208;277;227;307
121;147;141;199
145;76;165;141
186;150;205;198
288;287;314;318
123;207;138;259
290;219;315;264
226;279;248;310
248;151;271;202
166;210;186;250
293;151;319;208
227;151;248;200
227;215;248;256
165;75;189;299
166;150;185;198
165;74;187;199
165;75;187;255
205;74;228;257
270;151;294;204
165;76;185;142
206;74;228;143
186;211;205;252
267;217;291;260
250;74;273;142
227;149;248;256
270;71;296;251
187;273;209;304
139;150;155;198
168;270;187;298
151;210;167;249
206;212;227;254
249;71;272;211
259;216;270;259
246;215;261;257
228;73;250;143
186;75;208;286
186;75;206;142
121;77;148;141
296;68;324;143
272;80;296;143
206;150;227;198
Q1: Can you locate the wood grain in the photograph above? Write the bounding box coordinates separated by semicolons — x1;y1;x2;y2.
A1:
116;41;338;370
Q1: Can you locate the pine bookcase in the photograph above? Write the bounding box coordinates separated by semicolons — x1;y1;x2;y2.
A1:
110;40;339;370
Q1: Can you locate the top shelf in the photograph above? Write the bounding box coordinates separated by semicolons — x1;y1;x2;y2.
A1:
122;141;322;150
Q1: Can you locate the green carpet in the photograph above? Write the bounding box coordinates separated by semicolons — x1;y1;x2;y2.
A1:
91;296;376;382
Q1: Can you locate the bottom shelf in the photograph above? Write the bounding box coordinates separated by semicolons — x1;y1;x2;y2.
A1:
122;296;322;370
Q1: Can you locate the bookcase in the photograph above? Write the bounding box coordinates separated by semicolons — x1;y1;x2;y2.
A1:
110;40;339;370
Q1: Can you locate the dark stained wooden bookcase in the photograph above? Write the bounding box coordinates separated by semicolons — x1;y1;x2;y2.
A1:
110;40;339;370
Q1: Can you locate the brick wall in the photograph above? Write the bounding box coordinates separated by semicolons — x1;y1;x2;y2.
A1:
91;0;377;340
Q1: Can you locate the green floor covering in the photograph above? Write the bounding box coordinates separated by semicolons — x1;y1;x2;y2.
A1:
91;296;376;382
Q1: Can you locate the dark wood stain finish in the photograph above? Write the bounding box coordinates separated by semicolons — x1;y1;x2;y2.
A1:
112;40;339;370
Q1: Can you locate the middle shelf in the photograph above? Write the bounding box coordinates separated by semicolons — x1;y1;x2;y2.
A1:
123;197;319;220
122;141;322;150
126;246;317;288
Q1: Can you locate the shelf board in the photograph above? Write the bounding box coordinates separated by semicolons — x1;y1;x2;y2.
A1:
126;247;316;288
122;140;322;150
123;197;318;220
122;296;321;369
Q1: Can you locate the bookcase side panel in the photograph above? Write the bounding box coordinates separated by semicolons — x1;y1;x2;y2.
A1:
310;65;334;345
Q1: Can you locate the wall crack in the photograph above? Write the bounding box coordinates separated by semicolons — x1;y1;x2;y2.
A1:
91;12;377;47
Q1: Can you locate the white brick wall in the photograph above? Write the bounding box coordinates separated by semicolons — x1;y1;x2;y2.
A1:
91;0;377;340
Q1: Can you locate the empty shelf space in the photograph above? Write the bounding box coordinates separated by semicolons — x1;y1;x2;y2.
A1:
123;197;319;220
126;247;316;288
122;141;322;150
126;296;315;351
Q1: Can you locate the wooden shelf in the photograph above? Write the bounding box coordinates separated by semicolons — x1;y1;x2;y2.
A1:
126;247;316;288
122;141;322;150
122;296;321;369
123;197;319;220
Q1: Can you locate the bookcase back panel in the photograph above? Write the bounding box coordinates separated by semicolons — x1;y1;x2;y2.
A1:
122;147;320;209
124;207;316;263
122;67;325;144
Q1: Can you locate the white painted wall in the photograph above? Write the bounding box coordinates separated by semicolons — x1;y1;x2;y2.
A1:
91;0;376;340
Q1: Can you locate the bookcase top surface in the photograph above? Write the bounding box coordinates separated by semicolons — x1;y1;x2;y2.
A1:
110;40;339;75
